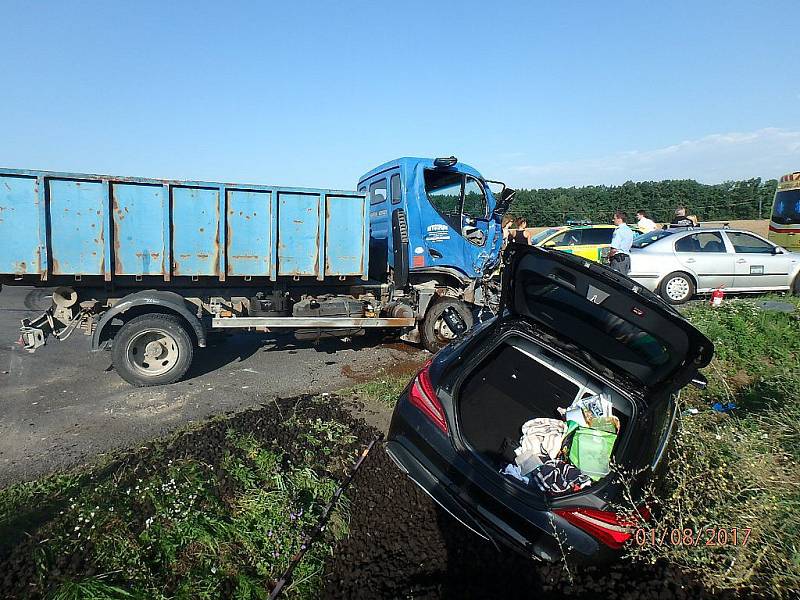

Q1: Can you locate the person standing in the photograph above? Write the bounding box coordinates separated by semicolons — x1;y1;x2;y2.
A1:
670;207;694;227
635;210;656;233
501;215;515;246
512;217;530;245
609;211;633;275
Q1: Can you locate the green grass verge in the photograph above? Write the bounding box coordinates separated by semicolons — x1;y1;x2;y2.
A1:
346;373;413;407
625;295;800;599
0;398;362;599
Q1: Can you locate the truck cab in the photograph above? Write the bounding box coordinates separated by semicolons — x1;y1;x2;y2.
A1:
358;157;507;290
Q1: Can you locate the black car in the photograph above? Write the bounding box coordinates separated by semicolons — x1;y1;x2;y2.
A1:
386;243;713;563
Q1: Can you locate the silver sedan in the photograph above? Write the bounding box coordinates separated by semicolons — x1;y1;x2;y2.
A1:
629;228;800;304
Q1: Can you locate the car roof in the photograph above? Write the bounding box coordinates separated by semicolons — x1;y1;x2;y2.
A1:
663;227;761;234
549;224;615;230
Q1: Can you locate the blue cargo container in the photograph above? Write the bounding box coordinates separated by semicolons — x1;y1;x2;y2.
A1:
0;169;368;282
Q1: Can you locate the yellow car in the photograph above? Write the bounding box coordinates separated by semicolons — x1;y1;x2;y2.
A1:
530;224;641;263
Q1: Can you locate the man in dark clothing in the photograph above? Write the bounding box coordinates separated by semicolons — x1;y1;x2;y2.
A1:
670;207;695;227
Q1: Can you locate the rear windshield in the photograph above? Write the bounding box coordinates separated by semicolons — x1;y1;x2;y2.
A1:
772;188;800;224
513;254;691;384
632;229;673;249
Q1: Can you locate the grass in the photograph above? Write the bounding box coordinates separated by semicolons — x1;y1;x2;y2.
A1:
624;295;800;599
0;398;364;599
49;577;133;599
347;374;412;407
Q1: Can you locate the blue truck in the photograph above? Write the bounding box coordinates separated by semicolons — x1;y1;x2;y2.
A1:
0;157;513;385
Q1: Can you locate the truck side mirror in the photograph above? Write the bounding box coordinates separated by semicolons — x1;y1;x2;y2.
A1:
489;185;516;216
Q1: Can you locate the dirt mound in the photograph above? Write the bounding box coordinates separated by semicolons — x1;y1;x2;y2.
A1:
322;446;741;600
0;395;375;599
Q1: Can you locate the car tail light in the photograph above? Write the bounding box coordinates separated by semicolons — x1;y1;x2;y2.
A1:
553;506;651;550
408;360;448;433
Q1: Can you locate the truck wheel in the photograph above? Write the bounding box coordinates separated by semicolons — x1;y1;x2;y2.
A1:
659;272;695;305
420;298;474;353
112;314;193;386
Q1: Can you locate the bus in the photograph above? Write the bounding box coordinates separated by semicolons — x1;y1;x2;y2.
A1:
769;172;800;251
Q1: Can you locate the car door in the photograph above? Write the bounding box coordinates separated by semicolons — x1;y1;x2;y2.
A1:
673;231;733;291
577;227;614;262
546;228;583;255
725;231;797;290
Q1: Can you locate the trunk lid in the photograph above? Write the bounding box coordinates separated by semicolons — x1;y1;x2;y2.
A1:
500;244;713;391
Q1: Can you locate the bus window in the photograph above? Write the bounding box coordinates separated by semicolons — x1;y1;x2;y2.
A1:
772;188;800;225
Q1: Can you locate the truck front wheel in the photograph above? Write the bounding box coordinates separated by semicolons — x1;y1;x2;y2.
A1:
420;298;474;353
112;314;194;386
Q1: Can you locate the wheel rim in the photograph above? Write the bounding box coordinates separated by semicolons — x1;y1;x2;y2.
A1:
665;277;690;301
432;316;457;344
126;329;180;377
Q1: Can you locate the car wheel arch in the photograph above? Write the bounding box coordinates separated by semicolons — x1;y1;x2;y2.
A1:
658;269;697;289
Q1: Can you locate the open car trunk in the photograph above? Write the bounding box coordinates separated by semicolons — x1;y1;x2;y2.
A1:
456;334;634;497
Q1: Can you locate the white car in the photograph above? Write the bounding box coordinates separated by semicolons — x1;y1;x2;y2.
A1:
629;227;800;304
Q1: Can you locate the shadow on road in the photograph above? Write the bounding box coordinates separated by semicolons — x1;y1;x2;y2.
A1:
184;330;406;380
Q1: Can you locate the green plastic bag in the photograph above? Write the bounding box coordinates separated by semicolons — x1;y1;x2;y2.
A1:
568;427;617;481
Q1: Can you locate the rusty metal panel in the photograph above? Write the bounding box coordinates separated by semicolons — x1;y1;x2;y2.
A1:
226;189;271;276
325;194;367;276
49;179;106;275
0;174;41;275
277;192;320;276
172;187;220;276
162;184;171;281
112;183;166;275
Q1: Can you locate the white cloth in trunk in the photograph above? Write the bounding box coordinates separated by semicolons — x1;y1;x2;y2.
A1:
516;418;566;461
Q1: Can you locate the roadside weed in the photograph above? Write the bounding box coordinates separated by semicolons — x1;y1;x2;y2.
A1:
347;373;412;407
48;577;136;600
0;399;361;599
624;296;800;598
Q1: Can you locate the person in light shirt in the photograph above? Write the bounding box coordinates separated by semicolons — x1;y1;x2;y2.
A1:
609;211;633;275
635;210;656;233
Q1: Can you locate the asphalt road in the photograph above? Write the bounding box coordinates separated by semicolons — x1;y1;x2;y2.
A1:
0;286;426;488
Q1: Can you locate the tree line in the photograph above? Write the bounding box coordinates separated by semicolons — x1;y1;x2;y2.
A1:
507;178;778;226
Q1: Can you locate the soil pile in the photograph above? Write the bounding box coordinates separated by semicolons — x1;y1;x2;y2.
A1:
0;396;374;599
322;446;741;600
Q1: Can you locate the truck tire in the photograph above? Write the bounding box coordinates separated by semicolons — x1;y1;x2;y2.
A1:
112;314;194;386
420;298;474;353
659;272;695;305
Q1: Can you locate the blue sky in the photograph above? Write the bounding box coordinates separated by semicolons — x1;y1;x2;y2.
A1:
0;0;797;189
